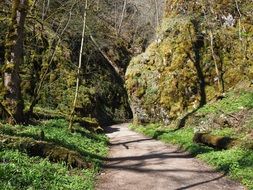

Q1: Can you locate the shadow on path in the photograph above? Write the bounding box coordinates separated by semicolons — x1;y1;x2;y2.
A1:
175;173;227;190
109;138;153;146
96;123;244;190
103;125;121;133
105;151;192;162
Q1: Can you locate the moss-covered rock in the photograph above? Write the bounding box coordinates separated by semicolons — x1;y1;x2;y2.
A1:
0;134;89;168
126;0;253;124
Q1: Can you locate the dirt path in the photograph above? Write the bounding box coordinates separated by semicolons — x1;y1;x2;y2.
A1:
96;123;245;190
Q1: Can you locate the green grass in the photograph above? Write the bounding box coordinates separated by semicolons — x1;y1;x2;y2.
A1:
199;148;253;188
198;91;253;114
0;150;94;190
0;119;109;190
131;124;253;189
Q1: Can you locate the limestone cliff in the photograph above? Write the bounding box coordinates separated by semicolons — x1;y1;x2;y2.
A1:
126;0;253;124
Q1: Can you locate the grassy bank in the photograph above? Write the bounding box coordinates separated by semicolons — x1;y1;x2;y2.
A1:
130;91;253;189
0;119;108;190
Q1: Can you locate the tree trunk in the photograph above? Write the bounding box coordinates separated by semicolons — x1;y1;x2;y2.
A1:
3;0;28;124
154;0;159;28
209;31;224;94
89;33;124;80
117;0;127;35
193;133;237;149
69;0;88;131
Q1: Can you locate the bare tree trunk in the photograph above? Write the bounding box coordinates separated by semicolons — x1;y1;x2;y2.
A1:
3;0;29;124
42;0;50;20
154;0;159;28
69;0;88;131
89;33;124;80
209;31;224;93
114;1;118;30
235;0;242;40
117;0;127;35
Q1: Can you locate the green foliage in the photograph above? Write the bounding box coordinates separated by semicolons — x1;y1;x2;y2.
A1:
0;119;109;190
192;91;253;143
0;150;94;190
1;119;108;162
0;0;132;124
198;91;253;114
211;128;237;137
199;149;253;189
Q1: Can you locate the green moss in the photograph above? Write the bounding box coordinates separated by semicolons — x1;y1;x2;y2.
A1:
136;87;146;98
126;0;253;124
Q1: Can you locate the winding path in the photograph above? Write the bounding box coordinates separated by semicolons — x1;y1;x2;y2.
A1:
96;123;245;190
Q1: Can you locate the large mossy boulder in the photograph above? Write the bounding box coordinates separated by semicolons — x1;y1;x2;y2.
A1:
125;0;253;124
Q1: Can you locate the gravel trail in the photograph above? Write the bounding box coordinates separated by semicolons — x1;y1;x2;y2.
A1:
96;123;245;190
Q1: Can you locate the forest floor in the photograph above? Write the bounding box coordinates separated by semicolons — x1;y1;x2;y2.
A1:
0;118;109;189
96;123;245;190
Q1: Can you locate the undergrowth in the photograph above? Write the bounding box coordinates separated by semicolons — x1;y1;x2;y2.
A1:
198;91;253;114
0;119;109;190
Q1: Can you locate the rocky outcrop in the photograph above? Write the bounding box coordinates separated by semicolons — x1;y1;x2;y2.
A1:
126;0;253;124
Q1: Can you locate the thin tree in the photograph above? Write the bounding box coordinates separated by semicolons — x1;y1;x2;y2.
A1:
235;0;242;40
69;0;88;131
89;32;123;79
3;0;29;124
117;0;127;35
209;31;224;93
154;0;159;28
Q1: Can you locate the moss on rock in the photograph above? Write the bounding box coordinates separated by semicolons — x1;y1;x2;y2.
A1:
126;0;253;124
0;134;89;169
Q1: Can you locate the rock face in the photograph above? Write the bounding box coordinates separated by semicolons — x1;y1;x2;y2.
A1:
125;0;253;124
